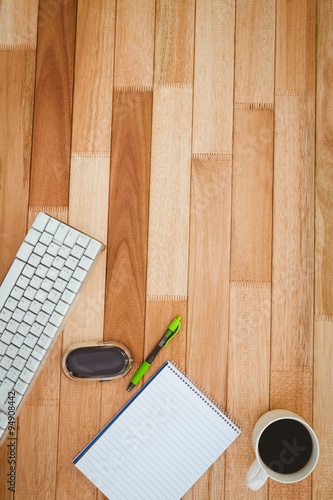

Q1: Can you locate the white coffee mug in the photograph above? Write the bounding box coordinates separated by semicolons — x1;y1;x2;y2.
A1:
246;409;319;490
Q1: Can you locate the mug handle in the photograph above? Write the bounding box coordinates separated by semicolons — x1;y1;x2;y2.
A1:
245;459;268;490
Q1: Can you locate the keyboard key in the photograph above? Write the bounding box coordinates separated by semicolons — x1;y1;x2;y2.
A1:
26;357;40;373
7;367;20;382
44;323;58;338
41;300;56;315
5;297;18;312
41;278;54;292
37;334;52;349
53;256;65;270
55;300;70;316
58;245;71;259
23;311;37;326
30;323;44;337
54;223;70;244
18;345;32;360
35;264;48;278
71;244;84;259
7;319;19;334
1;331;14;345
73;266;87;282
24;285;37;301
49;311;63;327
13;356;26;371
6;345;19;359
85;239;102;259
59;267;72;282
64;228;80;247
24;334;38;349
34;242;47;257
78;255;93;271
0;309;11;322
17;322;30;336
0;356;12;370
0;321;6;334
28;253;42;268
16;274;30;289
11;286;25;301
46;267;60;281
30;275;43;289
16;242;34;262
0;379;15;403
12;308;25;322
45;218;60;235
25;228;41;246
22;264;35;278
35;289;48;303
61;289;76;305
32;345;46;361
66;256;79;270
54;278;67;293
0;344;7;356
14;378;28;395
0;259;25;311
36;311;50;326
12;334;25;348
68;278;81;293
30;300;42;314
77;234;90;248
41;253;54;267
39;231;53;246
48;289;61;304
20;367;34;383
18;297;31;312
32;212;50;232
47;242;60;257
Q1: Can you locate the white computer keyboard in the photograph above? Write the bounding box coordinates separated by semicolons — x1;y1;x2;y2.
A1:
0;212;104;444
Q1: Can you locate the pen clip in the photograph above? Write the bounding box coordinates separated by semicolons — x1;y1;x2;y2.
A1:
164;316;182;347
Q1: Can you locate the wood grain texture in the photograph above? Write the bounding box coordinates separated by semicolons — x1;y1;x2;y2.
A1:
29;0;77;207
71;0;115;155
147;86;192;298
154;0;195;85
0;0;38;48
0;51;35;283
56;157;109;499
104;91;151;356
114;0;155;89
192;0;235;155
313;320;333;499
185;158;232;500
276;0;316;95
231;108;273;282
226;282;271;500
234;0;275;105
271;96;315;368
316;0;333;317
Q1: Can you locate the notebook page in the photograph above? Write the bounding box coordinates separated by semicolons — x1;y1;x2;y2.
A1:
74;361;240;500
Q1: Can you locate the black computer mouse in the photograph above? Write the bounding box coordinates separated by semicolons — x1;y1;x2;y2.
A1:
62;341;133;381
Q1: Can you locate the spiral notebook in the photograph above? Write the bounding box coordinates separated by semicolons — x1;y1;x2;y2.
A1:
73;361;241;500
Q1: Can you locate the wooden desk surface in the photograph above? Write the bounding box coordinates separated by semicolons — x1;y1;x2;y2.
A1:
0;1;332;499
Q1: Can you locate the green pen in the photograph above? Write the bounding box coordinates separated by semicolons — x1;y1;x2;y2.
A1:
126;315;182;392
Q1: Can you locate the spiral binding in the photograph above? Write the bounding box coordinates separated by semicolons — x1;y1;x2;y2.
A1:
168;361;241;434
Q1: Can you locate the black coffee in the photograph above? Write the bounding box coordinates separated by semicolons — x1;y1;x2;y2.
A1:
258;418;313;474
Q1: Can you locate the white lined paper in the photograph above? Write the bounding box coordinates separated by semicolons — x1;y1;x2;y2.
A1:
74;361;240;500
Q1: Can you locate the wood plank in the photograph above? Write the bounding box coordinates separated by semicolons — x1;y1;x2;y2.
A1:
0;50;36;282
234;0;275;105
0;0;38;48
192;0;235;155
104;91;152;355
316;0;333;317
231;108;273;282
72;0;115;155
154;0;195;85
144;299;187;380
225;282;271;499
56;157;109;499
275;0;316;95
147;86;192;298
313;320;333;498
114;0;155;89
269;95;315;500
29;0;77;207
185;158;232;499
271;96;315;369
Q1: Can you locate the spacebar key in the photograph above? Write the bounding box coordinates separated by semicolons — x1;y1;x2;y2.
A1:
0;259;25;310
